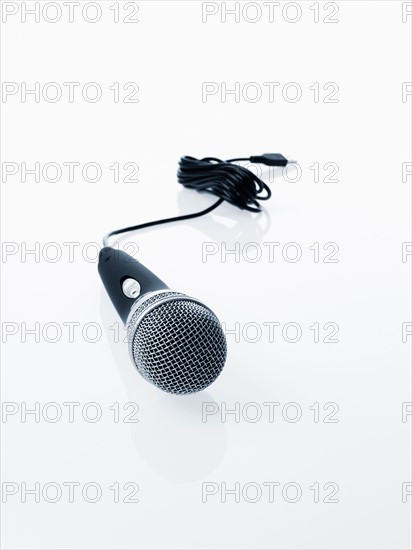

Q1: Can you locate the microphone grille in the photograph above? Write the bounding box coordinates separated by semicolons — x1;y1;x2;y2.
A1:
127;292;227;394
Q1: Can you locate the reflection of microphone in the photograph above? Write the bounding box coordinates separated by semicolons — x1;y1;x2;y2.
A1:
99;153;293;394
98;247;227;395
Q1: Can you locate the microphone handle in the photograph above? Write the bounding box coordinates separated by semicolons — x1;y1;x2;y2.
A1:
98;247;169;324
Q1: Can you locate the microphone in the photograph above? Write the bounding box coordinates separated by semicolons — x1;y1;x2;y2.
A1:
98;247;227;395
99;153;293;394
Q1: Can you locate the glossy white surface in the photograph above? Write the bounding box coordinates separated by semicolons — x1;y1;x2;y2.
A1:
1;2;411;549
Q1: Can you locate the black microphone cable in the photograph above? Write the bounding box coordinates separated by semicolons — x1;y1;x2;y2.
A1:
103;153;294;247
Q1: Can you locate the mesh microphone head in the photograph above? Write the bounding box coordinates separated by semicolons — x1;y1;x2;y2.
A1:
126;291;227;394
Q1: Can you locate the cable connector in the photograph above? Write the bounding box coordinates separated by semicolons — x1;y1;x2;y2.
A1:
249;153;292;167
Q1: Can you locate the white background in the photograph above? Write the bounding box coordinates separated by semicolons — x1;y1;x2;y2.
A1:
1;1;411;549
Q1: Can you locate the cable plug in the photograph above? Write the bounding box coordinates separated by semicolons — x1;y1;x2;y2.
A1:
249;153;294;167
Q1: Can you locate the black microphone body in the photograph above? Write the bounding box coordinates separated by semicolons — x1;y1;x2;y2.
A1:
98;247;168;324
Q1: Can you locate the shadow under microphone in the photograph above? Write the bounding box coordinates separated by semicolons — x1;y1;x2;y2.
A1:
98;246;227;395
